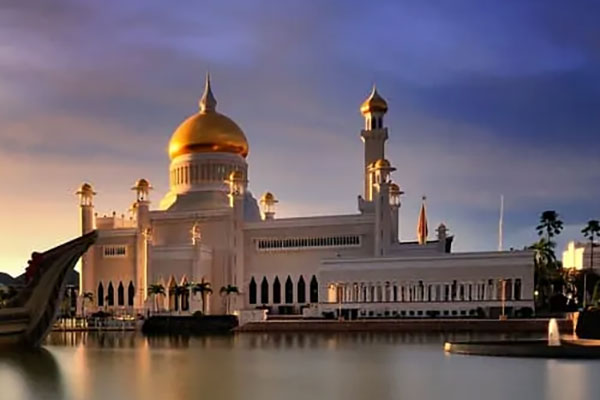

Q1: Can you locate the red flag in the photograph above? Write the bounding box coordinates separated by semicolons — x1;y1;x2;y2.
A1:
417;198;428;245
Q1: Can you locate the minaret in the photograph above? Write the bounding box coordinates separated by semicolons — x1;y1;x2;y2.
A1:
373;159;395;256
132;179;152;307
76;183;96;234
132;178;152;229
76;182;96;309
228;171;246;311
360;86;389;202
389;183;404;243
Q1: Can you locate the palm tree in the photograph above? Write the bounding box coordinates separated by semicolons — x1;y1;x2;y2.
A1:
220;284;239;315
536;210;564;242
530;238;558;308
581;220;600;307
81;292;94;317
147;283;166;314
192;279;212;315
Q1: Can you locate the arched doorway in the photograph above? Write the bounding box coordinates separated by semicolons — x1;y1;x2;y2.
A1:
107;282;114;306
261;277;269;304
285;276;293;304
117;282;125;306
297;276;306;303
310;276;318;303
249;277;257;305
273;277;281;304
128;281;135;307
97;282;104;307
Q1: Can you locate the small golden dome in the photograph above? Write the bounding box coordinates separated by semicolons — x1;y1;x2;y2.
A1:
373;158;391;169
168;74;249;160
76;182;95;195
133;178;151;189
260;192;277;205
360;85;388;115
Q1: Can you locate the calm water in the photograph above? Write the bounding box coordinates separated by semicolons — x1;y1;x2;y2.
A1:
0;331;599;400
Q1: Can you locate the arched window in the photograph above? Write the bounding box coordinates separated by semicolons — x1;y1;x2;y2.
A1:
285;276;293;304
128;281;135;306
107;282;114;306
97;282;104;307
249;277;257;305
261;277;269;304
310;275;318;303
273;277;281;304
297;276;306;303
118;282;125;306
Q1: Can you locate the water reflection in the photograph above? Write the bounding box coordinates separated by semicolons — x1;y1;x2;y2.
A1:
0;348;64;400
1;332;597;400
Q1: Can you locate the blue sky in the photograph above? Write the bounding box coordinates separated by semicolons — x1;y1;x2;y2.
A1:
1;0;599;276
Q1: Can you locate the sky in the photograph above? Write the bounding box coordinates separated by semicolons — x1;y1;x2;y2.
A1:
1;0;599;276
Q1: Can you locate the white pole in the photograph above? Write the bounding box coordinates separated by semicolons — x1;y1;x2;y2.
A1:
498;195;504;251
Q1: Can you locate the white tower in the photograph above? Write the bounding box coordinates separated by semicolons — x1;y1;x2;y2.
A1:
77;183;96;234
76;182;96;307
132;179;152;306
372;159;395;256
228;170;246;311
360;86;389;203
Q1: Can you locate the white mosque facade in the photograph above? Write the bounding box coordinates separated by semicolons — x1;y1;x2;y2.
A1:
78;76;535;319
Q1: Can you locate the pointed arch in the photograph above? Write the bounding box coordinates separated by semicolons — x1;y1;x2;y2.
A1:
285;276;293;304
297;276;306;303
310;275;318;303
261;277;269;304
117;282;125;306
97;282;104;307
168;275;178;311
128;281;135;306
107;282;114;306
249;277;257;305
180;276;190;311
273;277;281;304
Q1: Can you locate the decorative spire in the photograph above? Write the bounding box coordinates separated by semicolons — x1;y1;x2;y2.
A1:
199;72;217;113
417;196;428;245
360;84;388;115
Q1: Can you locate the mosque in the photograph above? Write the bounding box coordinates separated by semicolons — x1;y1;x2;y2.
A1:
77;75;534;319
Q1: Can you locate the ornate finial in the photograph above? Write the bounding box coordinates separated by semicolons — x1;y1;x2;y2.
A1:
199;72;217;113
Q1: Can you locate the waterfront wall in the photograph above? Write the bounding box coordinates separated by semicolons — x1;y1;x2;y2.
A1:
236;318;573;333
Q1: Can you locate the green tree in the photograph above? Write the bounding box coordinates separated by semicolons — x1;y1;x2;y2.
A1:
591;281;600;307
81;292;94;317
536;210;564;242
220;284;239;315
147;284;166;314
581;220;600;307
582;220;600;270
530;238;558;309
192;279;212;315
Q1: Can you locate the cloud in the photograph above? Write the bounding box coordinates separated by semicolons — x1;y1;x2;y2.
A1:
1;1;600;274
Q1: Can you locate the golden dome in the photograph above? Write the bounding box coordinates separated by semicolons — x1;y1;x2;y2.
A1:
133;178;151;189
389;183;404;196
360;85;388;115
168;74;249;160
76;182;95;195
373;158;391;169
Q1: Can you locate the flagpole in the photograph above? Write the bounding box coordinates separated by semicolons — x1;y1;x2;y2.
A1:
498;195;504;251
